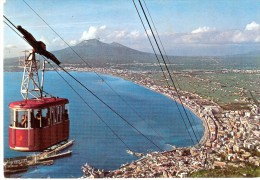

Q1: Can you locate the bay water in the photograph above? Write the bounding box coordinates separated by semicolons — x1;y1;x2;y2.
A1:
4;71;204;178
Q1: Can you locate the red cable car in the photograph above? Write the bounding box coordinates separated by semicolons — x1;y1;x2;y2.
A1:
8;48;70;151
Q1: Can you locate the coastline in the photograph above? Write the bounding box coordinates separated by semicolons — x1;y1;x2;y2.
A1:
81;69;219;178
103;69;212;148
133;81;210;147
81;69;260;178
61;67;212;147
4;69;259;178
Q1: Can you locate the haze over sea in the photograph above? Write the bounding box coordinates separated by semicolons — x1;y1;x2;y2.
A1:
4;71;204;178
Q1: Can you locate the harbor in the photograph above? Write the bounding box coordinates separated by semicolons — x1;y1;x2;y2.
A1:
4;139;74;176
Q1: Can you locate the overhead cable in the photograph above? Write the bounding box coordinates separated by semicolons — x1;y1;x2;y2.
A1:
3;15;163;151
134;0;199;144
132;0;196;144
22;0;165;142
142;0;200;139
46;60;133;151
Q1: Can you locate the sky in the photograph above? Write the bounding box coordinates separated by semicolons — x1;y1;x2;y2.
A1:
2;0;260;57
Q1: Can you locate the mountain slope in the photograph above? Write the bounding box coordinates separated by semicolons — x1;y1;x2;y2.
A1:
230;50;260;57
52;39;156;66
4;39;157;70
4;39;259;71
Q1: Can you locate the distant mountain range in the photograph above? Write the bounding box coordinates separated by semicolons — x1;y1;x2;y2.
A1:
4;39;260;71
4;39;158;70
51;39;158;66
229;50;260;57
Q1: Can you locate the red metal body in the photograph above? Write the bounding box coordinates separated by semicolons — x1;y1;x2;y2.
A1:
9;97;69;109
8;97;70;151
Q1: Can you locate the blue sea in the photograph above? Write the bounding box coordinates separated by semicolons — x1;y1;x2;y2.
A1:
4;71;204;178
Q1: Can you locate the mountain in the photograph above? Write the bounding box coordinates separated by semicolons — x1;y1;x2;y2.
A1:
230;50;260;57
4;39;157;70
52;39;156;67
4;39;259;71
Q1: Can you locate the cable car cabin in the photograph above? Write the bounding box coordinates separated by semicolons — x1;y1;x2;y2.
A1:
8;97;69;151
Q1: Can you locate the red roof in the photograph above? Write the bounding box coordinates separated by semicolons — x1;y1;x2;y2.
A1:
9;97;69;109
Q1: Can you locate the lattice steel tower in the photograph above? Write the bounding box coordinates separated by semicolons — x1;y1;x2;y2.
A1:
20;50;44;100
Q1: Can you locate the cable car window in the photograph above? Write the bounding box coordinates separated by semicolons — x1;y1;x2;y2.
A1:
16;110;29;128
50;107;53;125
51;107;57;124
60;106;63;122
46;108;51;126
64;105;69;120
9;109;15;127
41;108;49;127
60;106;64;122
56;106;61;123
31;109;41;128
58;106;63;123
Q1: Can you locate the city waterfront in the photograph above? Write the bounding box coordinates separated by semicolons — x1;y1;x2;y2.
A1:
68;67;259;178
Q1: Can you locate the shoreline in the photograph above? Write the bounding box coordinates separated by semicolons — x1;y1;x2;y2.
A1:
134;81;210;147
81;69;220;178
60;67;212;147
5;69;257;178
80;69;259;178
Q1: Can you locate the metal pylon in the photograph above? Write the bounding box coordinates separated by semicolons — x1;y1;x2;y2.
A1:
21;50;42;100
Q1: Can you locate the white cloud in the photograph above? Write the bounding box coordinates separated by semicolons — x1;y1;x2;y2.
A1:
39;36;49;45
105;29;143;41
191;26;216;34
5;44;17;49
60;42;65;47
70;40;77;46
99;25;106;30
170;22;260;44
25;45;33;50
52;37;60;43
245;21;260;31
232;31;246;43
49;37;68;48
127;30;141;38
180;34;197;43
80;25;106;41
76;22;260;46
255;36;260;42
145;29;152;36
231;22;260;43
116;31;127;38
81;26;98;40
